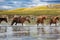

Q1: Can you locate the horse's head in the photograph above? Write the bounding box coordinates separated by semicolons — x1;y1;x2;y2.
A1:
42;16;47;20
55;16;59;20
25;17;31;23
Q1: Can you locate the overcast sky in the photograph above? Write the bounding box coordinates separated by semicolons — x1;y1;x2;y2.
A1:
0;0;60;10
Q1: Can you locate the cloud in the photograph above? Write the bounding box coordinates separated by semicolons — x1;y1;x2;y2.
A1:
0;0;5;2
31;0;41;3
0;5;13;9
31;0;48;4
25;3;48;8
17;0;48;8
41;0;60;1
12;1;22;5
24;0;48;7
0;0;49;9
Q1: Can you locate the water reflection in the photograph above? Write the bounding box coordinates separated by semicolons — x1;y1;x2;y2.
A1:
0;24;60;40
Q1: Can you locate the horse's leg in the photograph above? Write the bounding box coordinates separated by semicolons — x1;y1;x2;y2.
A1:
37;27;40;35
37;23;39;35
11;21;15;25
41;22;44;26
50;22;52;27
0;21;1;24
15;22;17;25
55;23;57;27
5;19;8;23
0;20;1;24
37;23;39;27
22;23;23;26
42;23;44;27
37;23;40;35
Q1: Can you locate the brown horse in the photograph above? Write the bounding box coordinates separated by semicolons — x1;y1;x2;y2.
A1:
36;16;47;26
11;16;31;26
0;18;8;23
50;16;59;26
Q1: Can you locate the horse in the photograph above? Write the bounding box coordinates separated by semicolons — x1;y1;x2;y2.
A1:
50;16;59;26
36;16;47;26
11;16;31;26
0;18;8;23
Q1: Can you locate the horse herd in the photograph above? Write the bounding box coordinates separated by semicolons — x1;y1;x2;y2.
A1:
0;15;59;26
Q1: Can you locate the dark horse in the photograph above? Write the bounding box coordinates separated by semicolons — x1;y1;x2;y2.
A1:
50;16;59;26
11;16;31;26
36;16;47;26
0;18;8;23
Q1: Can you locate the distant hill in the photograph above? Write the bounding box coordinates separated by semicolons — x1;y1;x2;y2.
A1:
47;4;60;9
0;4;60;15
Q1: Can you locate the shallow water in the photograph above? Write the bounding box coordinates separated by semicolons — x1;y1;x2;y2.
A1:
0;23;60;40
